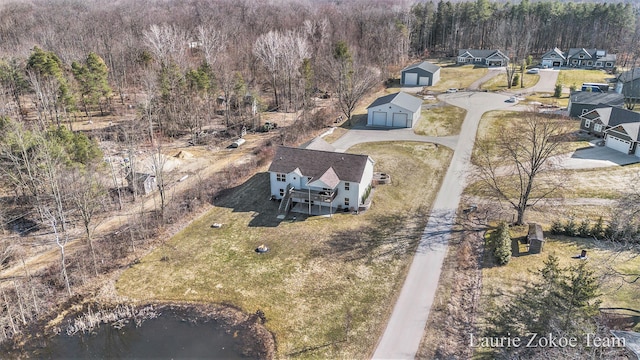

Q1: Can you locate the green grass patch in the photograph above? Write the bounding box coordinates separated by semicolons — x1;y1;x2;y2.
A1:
430;65;488;92
116;142;453;358
480;73;539;91
414;105;466;136
557;69;609;90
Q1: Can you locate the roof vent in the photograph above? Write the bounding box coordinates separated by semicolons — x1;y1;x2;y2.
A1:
341;157;344;160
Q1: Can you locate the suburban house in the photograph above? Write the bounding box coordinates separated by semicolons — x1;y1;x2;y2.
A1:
401;61;440;86
126;172;157;195
268;146;375;216
567;91;625;118
614;67;640;102
366;91;423;128
579;107;640;137
604;123;640;157
540;47;566;68
565;48;616;69
456;49;509;67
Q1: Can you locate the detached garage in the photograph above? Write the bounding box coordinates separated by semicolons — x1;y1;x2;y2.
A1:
401;61;440;87
604;123;640;156
366;92;423;128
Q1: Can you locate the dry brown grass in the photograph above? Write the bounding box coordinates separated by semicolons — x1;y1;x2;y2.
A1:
116;141;453;358
414;104;466;137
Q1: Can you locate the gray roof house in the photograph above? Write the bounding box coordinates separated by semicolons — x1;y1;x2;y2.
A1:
457;49;509;67
604;122;640;157
401;61;440;86
614;67;640;101
366;92;423;128
567;91;625;118
540;47;566;68
566;48;616;69
579;107;640;137
268;147;375;216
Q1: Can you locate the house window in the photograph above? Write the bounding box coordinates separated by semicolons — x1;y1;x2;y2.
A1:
279;189;285;196
606;62;613;67
594;124;603;132
579;54;584;59
587;61;593;66
276;173;286;182
344;182;350;190
581;109;589;115
344;198;350;206
584;119;591;128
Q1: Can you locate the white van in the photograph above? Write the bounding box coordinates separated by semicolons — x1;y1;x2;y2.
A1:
230;138;246;148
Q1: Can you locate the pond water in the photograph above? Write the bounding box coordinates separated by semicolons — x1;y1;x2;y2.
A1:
35;308;249;359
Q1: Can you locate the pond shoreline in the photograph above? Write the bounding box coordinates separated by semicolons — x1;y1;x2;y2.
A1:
3;300;276;359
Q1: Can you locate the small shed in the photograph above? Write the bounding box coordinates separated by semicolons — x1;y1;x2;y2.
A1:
527;223;545;254
126;172;157;195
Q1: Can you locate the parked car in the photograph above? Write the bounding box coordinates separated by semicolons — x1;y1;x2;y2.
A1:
526;68;539;74
446;88;458;93
506;96;517;103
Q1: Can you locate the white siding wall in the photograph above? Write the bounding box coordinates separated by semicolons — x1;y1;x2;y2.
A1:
431;69;440;86
357;158;375;205
368;103;416;127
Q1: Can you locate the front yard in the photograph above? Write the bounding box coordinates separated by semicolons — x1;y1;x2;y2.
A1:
414;104;466;137
479;73;539;91
116;141;453;358
557;69;611;90
430;64;489;92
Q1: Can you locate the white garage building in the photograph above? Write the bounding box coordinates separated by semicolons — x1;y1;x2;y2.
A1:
604;123;640;157
366;92;423;128
401;61;440;86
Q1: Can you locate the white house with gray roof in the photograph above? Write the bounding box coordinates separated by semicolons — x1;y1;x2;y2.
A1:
268;147;375;215
605;122;640;157
401;61;440;86
366;91;423;128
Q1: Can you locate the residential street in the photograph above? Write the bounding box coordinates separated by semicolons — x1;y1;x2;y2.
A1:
371;92;515;359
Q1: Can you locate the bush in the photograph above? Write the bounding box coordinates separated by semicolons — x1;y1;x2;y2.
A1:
591;217;604;239
554;84;563;98
564;216;578;237
578;219;591;238
550;220;564;235
493;222;511;266
512;74;519;87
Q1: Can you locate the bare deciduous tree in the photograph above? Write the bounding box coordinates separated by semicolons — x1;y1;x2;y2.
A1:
472;112;569;225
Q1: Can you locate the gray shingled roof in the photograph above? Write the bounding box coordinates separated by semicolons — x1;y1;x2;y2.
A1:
458;49;507;59
570;92;625;107
618;68;640;83
300;137;336;152
601;107;640;128
542;47;566;60
402;61;440;74
366;91;423;112
268;147;371;183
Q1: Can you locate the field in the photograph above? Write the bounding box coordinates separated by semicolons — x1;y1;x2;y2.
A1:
414;104;466;137
430;64;489;92
557;69;611;90
116;141;453;358
479;73;539;91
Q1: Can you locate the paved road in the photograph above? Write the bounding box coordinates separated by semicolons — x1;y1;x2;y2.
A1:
372;92;515;359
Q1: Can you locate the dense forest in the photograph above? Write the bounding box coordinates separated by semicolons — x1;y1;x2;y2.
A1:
0;0;639;351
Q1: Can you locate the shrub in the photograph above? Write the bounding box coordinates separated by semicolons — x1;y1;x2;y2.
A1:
554;84;563;98
591;217;604;239
493;222;511;266
512;74;519;87
550;220;564;235
564;216;578;237
578;219;591;238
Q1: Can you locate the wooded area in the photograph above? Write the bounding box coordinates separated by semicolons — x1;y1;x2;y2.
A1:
0;0;639;352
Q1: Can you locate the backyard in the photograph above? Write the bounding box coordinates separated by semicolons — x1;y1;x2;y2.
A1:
414;104;466;137
116;141;453;358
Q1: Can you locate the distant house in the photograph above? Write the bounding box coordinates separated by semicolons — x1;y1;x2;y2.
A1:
401;61;440;86
540;47;566;68
579;107;640;137
126;172;157;195
457;49;509;67
604;123;640;157
268;147;375;216
567;92;625;118
366;92;423;128
614;67;640;102
565;48;616;69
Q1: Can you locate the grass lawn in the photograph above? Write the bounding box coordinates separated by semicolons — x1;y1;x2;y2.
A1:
430;64;488;92
524;92;570;108
414;105;466;137
478;230;640;335
116;141;453;358
557;69;610;90
479;73;539;91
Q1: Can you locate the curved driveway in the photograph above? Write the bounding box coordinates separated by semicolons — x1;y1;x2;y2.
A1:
370;92;516;359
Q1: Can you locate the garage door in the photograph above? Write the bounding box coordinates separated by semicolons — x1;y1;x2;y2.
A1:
635;144;640;158
404;72;418;86
392;113;408;127
372;111;387;126
606;135;631;154
418;76;430;86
